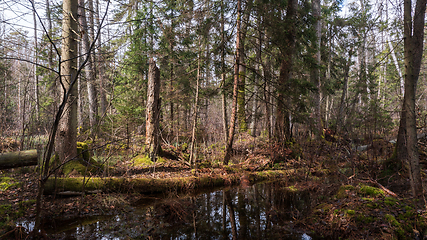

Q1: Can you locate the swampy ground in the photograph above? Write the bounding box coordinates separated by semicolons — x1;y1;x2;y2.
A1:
1;134;427;239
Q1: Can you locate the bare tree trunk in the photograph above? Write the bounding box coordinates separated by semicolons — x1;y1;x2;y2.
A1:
224;0;242;165
399;0;426;196
250;18;262;137
189;41;201;168
146;59;161;162
57;0;78;162
96;0;108;116
221;0;228;143
79;0;98;135
264;33;272;140
32;1;39;122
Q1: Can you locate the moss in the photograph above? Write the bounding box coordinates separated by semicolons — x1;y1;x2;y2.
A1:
359;184;384;197
133;155;154;166
77;141;90;161
0;177;20;191
61;142;101;176
385;214;406;238
336;185;355;199
345;209;355;216
384;197;399;207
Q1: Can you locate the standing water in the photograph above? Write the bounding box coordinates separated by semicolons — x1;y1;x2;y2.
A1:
28;181;315;239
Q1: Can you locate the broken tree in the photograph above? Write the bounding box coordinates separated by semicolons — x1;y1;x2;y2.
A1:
146;58;161;161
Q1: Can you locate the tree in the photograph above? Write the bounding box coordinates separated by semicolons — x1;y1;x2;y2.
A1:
146;58;161;162
397;0;427;196
224;0;242;165
78;0;98;136
311;0;322;138
275;0;297;143
57;0;79;162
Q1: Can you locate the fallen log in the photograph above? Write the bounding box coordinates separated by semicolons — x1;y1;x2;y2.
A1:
0;149;38;170
43;169;302;195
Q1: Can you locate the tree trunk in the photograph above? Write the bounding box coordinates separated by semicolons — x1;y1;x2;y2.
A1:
96;0;108;116
0;150;38;170
32;1;39;121
311;0;322;138
79;0;98;135
397;0;426;196
57;0;79;162
189;40;201;168
146;58;161;162
237;0;252;132
337;50;352;132
250;19;262;137
274;0;297;143
221;0;228;143
224;0;242;165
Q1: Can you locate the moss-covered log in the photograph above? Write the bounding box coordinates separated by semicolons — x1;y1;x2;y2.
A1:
43;169;309;195
0;150;38;170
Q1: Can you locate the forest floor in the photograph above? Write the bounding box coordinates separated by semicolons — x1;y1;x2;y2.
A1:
1;133;427;239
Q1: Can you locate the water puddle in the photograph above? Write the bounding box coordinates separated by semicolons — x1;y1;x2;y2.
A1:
21;181;316;239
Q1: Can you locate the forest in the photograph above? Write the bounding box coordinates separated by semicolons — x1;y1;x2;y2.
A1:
1;0;427;238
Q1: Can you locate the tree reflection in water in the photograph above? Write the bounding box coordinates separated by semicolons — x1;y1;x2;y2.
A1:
45;181;314;239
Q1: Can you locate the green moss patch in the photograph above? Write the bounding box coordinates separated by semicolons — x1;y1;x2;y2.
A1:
133;155;154;166
0;177;20;191
359;184;384;197
62;142;102;176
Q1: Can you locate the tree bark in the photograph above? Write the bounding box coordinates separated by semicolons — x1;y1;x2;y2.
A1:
189;40;201;168
224;0;242;165
0;150;38;170
79;0;98;135
96;0;108;116
146;58;161;162
237;0;252;132
32;1;39;121
311;0;322;138
275;0;297;143
397;0;427;196
221;0;228;143
250;13;262;138
57;0;79;162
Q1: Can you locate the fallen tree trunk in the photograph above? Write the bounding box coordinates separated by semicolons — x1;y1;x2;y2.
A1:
43;169;308;195
0;150;39;170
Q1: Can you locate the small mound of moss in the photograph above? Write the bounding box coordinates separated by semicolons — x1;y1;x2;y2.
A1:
62;142;102;176
359;184;384;197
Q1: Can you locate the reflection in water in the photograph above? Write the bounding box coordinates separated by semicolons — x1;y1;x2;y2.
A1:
45;181;314;239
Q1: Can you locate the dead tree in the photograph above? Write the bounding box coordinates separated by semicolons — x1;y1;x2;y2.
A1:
146;58;161;161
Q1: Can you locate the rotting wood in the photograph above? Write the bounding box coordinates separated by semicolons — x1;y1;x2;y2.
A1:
0;149;38;170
